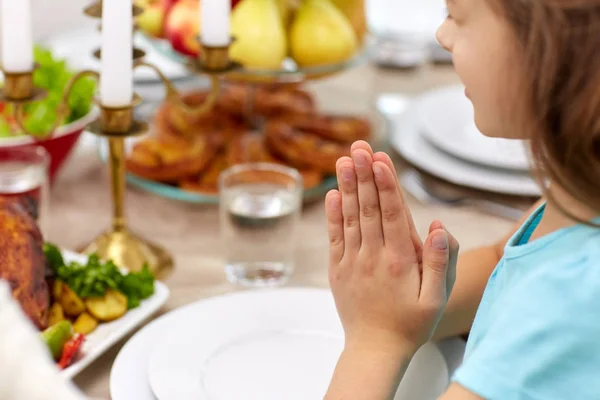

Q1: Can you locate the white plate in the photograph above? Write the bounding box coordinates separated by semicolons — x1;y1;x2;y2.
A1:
110;290;466;400
41;27;189;83
387;98;541;196
146;288;450;400
415;85;530;171
58;249;170;379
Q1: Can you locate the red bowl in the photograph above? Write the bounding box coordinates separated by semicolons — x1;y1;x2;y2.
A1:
0;109;98;182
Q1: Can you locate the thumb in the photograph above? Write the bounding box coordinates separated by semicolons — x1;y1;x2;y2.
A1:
419;228;450;312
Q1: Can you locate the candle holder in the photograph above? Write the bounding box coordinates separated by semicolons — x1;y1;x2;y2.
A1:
78;95;177;279
0;68;99;138
0;1;243;279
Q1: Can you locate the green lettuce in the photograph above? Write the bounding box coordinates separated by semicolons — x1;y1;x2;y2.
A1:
43;243;155;310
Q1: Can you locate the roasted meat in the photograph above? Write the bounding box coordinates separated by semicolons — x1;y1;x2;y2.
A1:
0;196;49;330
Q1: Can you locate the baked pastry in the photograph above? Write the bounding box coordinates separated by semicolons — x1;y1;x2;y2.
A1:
288;114;371;143
227;132;323;189
219;84;316;118
157;92;246;143
126;134;222;182
179;152;229;194
0;197;49;330
265;119;351;175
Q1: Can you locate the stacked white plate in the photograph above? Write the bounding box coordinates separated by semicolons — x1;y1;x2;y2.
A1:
382;85;541;197
110;288;466;400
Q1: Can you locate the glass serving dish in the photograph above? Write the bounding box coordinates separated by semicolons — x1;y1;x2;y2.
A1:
96;70;387;205
137;32;375;84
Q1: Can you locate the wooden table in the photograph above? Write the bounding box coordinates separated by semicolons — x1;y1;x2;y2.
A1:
47;64;515;398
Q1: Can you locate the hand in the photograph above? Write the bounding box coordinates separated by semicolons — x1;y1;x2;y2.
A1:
326;141;459;355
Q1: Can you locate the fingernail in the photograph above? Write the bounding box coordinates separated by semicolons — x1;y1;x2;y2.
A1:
341;167;353;182
373;164;383;181
432;232;448;250
353;152;368;167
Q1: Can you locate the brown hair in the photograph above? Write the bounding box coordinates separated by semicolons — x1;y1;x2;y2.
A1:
489;0;600;222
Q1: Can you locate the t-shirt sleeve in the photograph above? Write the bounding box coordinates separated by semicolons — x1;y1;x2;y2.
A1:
452;254;600;400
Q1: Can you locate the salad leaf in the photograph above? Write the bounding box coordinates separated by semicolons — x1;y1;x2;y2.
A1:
0;46;96;137
43;243;155;310
119;266;155;309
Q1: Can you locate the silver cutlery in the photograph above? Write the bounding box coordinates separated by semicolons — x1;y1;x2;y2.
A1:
400;168;526;221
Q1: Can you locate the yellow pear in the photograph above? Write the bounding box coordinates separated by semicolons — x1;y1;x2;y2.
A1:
289;0;358;67
276;0;294;26
330;0;367;42
230;0;287;69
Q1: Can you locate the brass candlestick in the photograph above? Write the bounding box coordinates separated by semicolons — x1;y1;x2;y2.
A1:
0;1;242;280
79;95;177;279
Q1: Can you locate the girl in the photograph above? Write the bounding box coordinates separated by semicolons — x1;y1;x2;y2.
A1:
324;0;600;399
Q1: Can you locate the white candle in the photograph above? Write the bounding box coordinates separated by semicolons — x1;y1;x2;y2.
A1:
100;0;133;107
0;0;33;72
201;0;231;47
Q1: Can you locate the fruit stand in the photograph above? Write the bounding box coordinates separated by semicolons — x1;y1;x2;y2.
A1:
124;0;375;204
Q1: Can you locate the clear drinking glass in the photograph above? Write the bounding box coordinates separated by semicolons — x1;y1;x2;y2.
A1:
219;163;303;287
0;147;50;235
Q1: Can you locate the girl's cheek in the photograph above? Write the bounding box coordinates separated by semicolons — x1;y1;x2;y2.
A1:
447;43;472;87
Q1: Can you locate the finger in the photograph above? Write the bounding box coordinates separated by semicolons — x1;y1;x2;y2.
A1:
372;161;416;257
337;159;361;254
336;156;352;189
420;228;450;312
446;227;459;299
325;190;345;265
429;220;443;233
374;152;423;256
352;149;383;247
373;152;399;185
428;221;457;299
351;140;374;155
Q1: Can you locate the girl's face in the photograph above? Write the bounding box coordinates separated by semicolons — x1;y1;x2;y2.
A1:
436;0;527;139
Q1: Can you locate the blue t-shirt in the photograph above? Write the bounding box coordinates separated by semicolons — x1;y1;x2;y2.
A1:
452;203;600;400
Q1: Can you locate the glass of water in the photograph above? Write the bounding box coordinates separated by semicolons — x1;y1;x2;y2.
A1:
0;147;50;235
219;163;303;287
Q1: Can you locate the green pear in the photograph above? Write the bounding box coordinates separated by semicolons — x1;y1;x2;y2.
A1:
289;0;358;67
230;0;288;70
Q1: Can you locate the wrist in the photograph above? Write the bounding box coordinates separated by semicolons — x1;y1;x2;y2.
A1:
342;337;415;368
344;329;419;359
326;340;414;400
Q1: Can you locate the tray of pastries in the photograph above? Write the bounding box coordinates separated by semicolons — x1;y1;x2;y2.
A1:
100;84;376;204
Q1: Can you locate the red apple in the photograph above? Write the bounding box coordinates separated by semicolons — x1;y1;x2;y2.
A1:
162;0;180;16
231;0;242;8
164;0;201;57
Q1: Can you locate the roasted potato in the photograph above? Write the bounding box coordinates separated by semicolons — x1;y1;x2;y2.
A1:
73;312;99;335
52;280;64;301
48;303;65;326
85;289;127;322
59;285;86;317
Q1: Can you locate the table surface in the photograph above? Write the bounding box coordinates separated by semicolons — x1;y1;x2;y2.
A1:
48;63;516;399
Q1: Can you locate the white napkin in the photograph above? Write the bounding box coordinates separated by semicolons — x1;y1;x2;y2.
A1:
0;281;87;400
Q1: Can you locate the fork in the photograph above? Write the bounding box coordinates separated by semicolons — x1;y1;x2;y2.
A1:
400;168;526;221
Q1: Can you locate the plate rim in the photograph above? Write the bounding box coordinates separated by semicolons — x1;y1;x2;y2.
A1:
111;288;332;400
147;288;340;400
415;85;531;171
